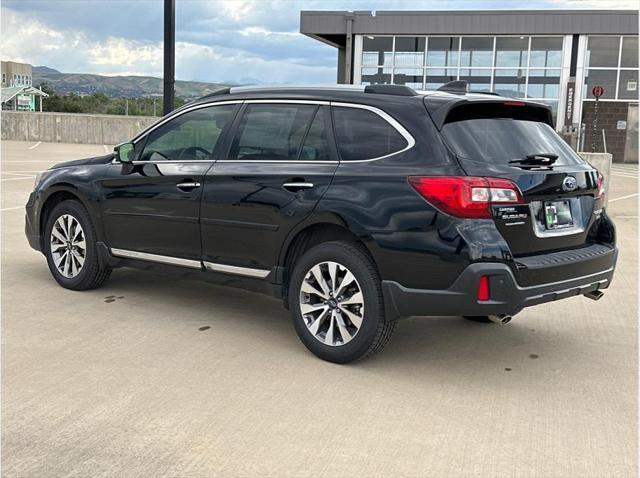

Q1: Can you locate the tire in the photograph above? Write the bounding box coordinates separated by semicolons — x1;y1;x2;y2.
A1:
463;315;494;323
289;241;396;363
43;200;111;290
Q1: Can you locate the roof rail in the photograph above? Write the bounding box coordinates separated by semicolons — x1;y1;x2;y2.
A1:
437;80;468;95
364;84;418;96
196;87;231;101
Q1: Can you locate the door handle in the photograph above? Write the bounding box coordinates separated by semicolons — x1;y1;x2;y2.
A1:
282;182;314;192
177;181;201;191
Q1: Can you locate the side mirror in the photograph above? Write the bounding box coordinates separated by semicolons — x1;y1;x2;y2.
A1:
115;142;135;163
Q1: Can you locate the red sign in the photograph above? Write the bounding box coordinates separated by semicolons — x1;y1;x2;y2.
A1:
592;86;605;98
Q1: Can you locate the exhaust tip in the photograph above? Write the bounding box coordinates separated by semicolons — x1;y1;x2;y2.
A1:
584;290;604;301
488;314;512;325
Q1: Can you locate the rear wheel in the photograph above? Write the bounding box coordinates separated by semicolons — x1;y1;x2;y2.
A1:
289;241;395;363
44;200;111;290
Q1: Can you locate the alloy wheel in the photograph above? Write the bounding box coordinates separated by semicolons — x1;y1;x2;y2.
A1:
50;214;86;279
299;261;365;346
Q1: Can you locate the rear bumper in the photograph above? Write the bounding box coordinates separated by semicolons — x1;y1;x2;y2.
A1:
382;247;617;320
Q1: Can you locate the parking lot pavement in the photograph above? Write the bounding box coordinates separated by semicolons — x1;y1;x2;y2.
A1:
2;140;638;477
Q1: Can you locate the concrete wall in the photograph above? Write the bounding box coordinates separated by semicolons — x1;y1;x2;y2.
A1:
1;111;159;145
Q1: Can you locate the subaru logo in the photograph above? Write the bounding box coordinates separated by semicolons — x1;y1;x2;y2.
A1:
562;176;578;192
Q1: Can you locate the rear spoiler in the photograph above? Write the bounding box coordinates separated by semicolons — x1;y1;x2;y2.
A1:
424;93;554;130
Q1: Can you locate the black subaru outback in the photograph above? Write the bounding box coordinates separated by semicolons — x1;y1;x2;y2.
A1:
25;83;617;363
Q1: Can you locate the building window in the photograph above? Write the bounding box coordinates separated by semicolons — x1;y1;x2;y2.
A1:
584;35;639;101
358;34;565;118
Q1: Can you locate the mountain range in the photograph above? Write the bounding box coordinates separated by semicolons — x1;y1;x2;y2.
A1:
32;66;238;99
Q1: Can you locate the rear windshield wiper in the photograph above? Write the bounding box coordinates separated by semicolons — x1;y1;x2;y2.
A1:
508;153;559;166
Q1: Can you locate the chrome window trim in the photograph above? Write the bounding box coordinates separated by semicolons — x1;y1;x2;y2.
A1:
203;261;271;278
330;101;416;162
110;248;202;269
111;100;243;164
130;100;243;145
112;99;416;166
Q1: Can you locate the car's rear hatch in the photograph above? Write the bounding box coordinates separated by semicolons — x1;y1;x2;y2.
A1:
428;97;605;257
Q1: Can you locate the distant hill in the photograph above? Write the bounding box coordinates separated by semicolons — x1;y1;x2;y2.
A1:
33;69;235;99
33;66;61;74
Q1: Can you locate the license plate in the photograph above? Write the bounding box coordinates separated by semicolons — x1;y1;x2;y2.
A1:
544;200;573;229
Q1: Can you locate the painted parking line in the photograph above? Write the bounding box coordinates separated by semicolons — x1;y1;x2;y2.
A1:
27;141;42;150
1;170;43;174
0;206;25;212
103;145;109;153
2;171;38;176
1;176;35;181
609;192;640;203
611;173;639;179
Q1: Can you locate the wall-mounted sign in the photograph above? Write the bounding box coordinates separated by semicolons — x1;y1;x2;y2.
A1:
565;80;575;122
617;120;627;130
592;86;605;98
627;81;637;92
16;95;30;106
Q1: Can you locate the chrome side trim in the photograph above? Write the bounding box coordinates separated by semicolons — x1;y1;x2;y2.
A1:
110;248;202;269
330;102;416;162
114;160;215;165
216;160;338;164
203;261;271;278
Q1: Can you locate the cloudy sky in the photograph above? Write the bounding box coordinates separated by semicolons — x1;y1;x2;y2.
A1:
2;0;636;84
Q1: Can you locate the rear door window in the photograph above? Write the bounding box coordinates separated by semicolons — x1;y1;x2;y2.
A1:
299;106;332;161
332;106;408;161
228;104;317;161
441;104;582;165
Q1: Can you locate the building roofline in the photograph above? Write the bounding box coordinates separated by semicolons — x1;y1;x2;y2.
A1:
301;9;639;39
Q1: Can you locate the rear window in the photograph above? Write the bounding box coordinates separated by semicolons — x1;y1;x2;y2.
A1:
441;104;582;166
333;106;408;161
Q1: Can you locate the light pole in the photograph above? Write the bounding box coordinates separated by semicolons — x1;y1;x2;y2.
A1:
163;0;175;116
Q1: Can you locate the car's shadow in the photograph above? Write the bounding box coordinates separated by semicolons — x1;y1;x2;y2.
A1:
88;267;570;377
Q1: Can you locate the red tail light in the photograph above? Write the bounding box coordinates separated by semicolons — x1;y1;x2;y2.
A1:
408;176;524;219
477;275;490;301
596;173;606;200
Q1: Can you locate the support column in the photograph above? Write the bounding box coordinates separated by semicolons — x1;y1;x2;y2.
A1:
163;0;175;115
344;13;354;84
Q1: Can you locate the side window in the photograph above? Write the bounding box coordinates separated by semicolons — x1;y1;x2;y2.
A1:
228;104;316;161
299;106;332;161
332;106;408;161
139;104;236;161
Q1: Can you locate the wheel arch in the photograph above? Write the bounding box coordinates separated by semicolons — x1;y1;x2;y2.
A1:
278;213;379;308
39;184;102;251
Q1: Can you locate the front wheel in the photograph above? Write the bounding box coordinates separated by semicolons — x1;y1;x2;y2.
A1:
44;200;111;290
289;241;396;363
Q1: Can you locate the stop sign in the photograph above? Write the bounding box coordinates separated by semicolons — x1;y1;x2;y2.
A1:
592;86;605;98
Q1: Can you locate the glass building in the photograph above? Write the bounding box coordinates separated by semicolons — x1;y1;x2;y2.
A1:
301;10;639;162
